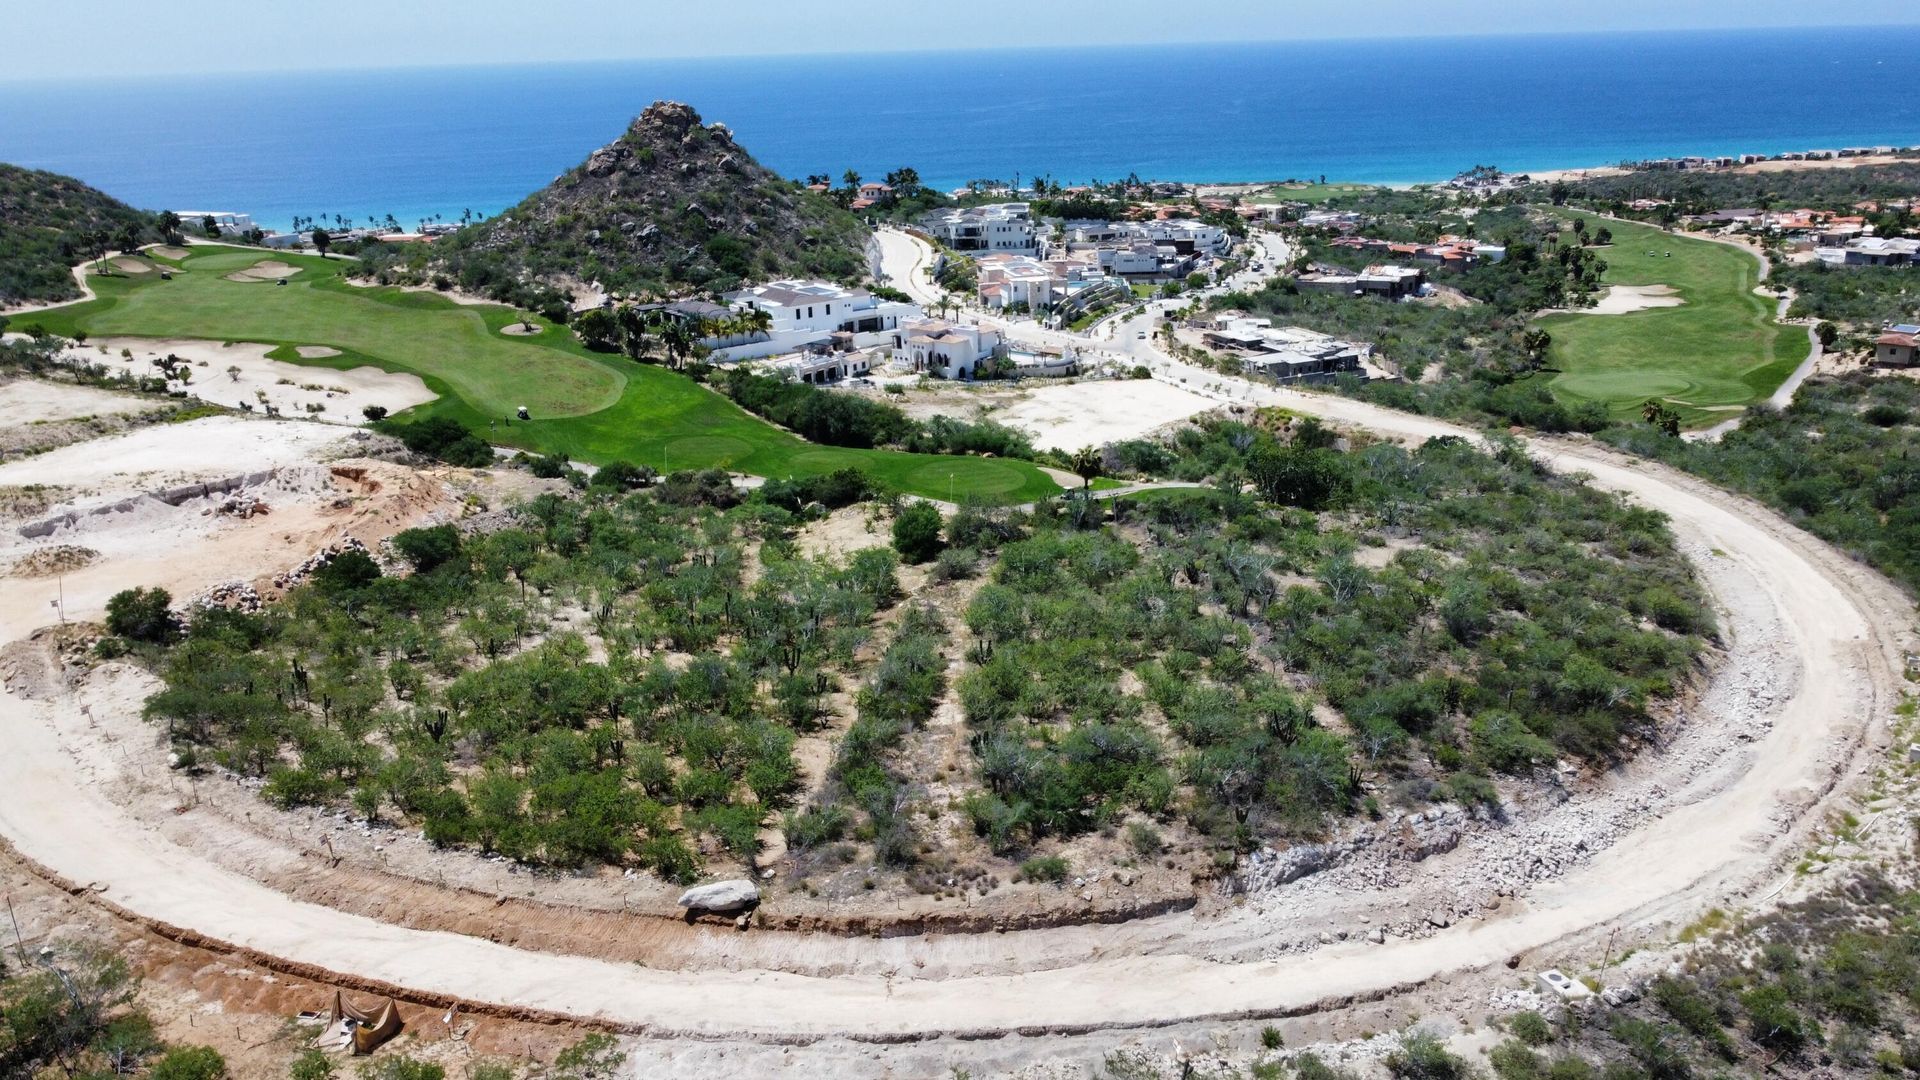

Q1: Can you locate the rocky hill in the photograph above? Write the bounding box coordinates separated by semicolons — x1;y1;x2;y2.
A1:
0;164;159;307
369;102;871;304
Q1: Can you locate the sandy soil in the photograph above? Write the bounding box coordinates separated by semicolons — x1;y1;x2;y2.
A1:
82;336;434;419
109;256;156;274
294;345;342;358
1529;153;1915;186
150;245;192;260
0;413;358;494
994;380;1217;451
0;377;156;426
499;323;544;336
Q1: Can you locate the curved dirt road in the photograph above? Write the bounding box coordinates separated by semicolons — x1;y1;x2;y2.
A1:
0;388;1905;1042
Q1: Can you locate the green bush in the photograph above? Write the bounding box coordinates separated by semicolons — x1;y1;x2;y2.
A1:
891;502;945;563
149;1046;227;1080
105;586;177;644
1018;855;1070;884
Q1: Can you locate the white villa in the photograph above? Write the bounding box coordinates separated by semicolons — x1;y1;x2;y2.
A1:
893;318;1005;380
920;203;1042;257
716;279;921;360
175;210;256;235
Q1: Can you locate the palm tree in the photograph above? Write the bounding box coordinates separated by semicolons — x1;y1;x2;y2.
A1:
736;307;772;339
615;304;650;360
1069;446;1102;490
661;321;696;370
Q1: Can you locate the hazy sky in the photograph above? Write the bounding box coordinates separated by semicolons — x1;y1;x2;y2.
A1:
7;0;1919;80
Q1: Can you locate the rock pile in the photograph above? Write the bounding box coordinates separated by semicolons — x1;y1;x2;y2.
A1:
186;580;263;613
273;536;373;590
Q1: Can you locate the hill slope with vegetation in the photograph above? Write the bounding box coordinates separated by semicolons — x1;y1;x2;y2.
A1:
359;101;871;306
0;163;159;306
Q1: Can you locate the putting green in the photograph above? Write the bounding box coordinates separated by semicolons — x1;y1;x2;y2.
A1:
24;245;1059;504
1537;213;1807;427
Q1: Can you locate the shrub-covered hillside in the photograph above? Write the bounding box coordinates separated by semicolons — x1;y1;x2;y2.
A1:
125;414;1711;896
0;163;159;306
359;101;871;305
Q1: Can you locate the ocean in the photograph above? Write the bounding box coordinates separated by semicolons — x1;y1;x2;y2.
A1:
2;27;1918;232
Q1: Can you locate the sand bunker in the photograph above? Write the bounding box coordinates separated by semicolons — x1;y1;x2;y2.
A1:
500;323;544;336
108;257;154;275
1586;284;1684;315
225;260;300;283
85;337;435;419
150;246;192;260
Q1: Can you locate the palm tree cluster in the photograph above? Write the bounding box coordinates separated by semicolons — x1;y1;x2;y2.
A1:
580;303;775;368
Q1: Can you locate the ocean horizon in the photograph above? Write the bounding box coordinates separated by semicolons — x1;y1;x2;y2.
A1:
3;26;1918;232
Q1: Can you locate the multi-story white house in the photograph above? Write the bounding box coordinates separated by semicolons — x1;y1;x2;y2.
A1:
716;279;921;360
893;318;1005;380
920;204;1041;257
976;254;1058;311
175;211;256;235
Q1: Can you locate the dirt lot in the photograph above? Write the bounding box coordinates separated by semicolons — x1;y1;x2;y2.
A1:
886;377;1218;452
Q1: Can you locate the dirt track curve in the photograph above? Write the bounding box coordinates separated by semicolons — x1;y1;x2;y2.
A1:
0;385;1907;1044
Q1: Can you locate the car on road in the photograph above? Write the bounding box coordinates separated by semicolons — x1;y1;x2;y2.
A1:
1137;331;1147;339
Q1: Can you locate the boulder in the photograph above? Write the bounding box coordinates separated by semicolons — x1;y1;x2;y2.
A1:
677;880;760;913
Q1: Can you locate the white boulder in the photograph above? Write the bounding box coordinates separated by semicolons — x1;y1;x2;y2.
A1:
677;880;761;913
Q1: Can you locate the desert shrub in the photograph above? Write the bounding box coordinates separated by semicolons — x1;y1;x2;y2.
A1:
891;502;945;563
106;586;177;644
1018;855;1070;884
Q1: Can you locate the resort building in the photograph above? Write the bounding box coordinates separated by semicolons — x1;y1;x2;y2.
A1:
920;203;1042;257
715;279;921;360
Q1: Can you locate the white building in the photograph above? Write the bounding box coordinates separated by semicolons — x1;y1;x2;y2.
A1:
716;279;921;360
920;204;1041;257
765;350;878;384
175;211;256;236
893;318;1005;380
976;254;1059;311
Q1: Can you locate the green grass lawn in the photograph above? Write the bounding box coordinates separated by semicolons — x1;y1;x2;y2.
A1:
21;247;1058;503
1537;213;1808;427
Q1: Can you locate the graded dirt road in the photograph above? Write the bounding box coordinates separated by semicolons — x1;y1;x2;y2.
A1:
0;373;1903;1049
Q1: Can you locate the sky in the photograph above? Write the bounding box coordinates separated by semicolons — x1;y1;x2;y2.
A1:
5;0;1920;81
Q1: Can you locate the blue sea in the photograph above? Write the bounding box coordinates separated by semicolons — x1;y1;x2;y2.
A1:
2;27;1918;232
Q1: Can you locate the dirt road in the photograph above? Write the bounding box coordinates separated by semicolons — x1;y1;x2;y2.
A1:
0;371;1903;1046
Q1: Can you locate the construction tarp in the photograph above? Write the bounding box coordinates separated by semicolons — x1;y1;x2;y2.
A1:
313;990;402;1056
